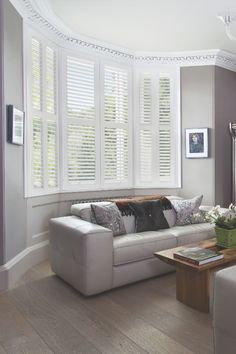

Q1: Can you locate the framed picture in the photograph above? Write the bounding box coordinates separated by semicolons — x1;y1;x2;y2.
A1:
7;105;24;145
185;128;208;158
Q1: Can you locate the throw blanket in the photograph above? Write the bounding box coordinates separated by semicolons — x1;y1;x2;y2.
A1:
108;195;172;216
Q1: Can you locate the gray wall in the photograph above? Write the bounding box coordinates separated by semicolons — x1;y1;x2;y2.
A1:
0;0;5;266
3;0;27;262
2;0;236;265
214;66;236;207
180;66;215;205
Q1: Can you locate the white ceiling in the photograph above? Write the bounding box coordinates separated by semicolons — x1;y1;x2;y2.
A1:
47;0;236;53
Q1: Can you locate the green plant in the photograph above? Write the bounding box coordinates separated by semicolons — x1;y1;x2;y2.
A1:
206;204;236;230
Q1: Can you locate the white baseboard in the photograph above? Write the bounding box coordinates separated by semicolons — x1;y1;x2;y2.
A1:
0;240;49;291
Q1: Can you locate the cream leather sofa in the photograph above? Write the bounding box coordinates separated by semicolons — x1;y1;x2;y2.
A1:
213;265;236;354
49;201;215;296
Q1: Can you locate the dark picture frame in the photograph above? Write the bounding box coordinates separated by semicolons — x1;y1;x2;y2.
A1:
7;105;24;145
186;128;208;158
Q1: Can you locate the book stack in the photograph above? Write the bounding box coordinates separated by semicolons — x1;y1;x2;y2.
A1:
173;247;224;265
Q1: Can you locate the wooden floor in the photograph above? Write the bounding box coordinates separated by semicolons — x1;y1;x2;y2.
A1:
0;262;214;354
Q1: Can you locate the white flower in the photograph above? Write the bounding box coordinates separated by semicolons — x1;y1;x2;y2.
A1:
229;203;236;213
206;203;236;229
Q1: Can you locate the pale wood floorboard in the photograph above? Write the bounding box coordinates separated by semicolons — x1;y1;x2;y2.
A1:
1;261;213;354
0;295;52;353
0;343;7;354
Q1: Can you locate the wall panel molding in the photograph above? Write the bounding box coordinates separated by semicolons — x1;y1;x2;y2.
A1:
0;240;49;291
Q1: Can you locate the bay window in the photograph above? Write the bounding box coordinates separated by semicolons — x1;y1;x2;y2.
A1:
25;28;180;197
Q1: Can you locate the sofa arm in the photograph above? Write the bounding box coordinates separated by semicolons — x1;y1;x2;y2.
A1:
49;215;113;296
213;265;236;354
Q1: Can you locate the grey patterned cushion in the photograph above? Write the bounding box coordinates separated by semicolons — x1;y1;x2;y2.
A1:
170;195;203;226
91;203;126;236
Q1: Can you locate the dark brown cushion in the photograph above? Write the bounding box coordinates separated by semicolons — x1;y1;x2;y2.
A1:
128;200;169;233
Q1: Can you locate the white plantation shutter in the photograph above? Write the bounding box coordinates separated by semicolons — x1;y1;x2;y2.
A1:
139;130;152;182
102;65;131;186
159;74;171;181
28;34;58;195
138;75;152;182
45;45;58;189
140;75;152;124
47;121;57;187
67;57;95;120
46;46;56;114
67;124;96;183
104;128;128;181
33;116;43;188
31;38;43;189
32;38;42;111
65;56;98;187
136;70;180;187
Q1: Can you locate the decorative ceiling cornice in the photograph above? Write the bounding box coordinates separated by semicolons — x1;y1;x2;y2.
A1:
9;0;236;71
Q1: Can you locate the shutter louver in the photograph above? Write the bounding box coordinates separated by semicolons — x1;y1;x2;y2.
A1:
104;67;128;124
32;38;42;111
103;66;130;184
139;76;152;124
67;57;95;120
159;75;171;124
139;129;152;182
33;116;43;188
138;74;153;183
47;121;57;187
67;124;96;184
159;75;171;180
104;128;128;182
159;130;171;178
46;46;56;114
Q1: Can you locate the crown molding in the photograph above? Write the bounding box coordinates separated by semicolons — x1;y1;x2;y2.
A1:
8;0;236;71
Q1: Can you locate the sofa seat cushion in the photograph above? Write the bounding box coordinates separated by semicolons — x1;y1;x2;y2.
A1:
170;223;215;246
113;230;177;266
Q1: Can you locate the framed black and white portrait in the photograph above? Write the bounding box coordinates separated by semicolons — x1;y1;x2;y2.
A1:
7;105;24;145
186;128;208;158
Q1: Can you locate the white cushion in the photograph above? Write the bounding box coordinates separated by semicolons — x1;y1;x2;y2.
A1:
113;229;177;266
163;209;176;227
214;265;236;340
122;215;135;234
170;223;215;245
71;201;112;222
166;195;184;201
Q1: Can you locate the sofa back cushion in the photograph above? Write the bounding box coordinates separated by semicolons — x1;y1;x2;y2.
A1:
71;201;112;222
170;195;203;226
163;209;176;227
71;198;178;232
91;203;126;236
122;215;136;234
128;200;169;233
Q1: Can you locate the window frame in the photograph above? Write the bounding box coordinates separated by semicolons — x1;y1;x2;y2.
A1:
24;26;181;197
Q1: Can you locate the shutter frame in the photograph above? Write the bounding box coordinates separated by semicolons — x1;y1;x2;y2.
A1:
135;67;181;188
101;62;132;188
26;29;59;197
62;53;100;190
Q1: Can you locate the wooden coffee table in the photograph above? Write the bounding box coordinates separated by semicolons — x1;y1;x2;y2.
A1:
154;238;236;313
